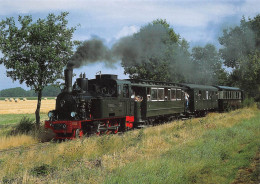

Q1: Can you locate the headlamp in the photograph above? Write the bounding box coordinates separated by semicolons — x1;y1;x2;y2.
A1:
48;111;54;118
71;112;76;117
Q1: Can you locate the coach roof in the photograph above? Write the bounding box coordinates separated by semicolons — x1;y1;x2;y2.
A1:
214;86;241;91
180;83;218;91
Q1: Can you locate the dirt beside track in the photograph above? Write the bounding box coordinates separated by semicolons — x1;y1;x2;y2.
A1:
0;100;55;114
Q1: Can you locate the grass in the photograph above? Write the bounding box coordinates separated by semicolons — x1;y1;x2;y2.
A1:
0;107;259;183
0;113;48;126
0;114;50;150
0;135;37;150
106;115;259;184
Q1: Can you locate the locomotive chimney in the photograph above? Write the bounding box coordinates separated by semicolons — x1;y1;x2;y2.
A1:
64;68;73;93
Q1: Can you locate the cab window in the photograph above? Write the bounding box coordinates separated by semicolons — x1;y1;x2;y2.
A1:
171;88;176;101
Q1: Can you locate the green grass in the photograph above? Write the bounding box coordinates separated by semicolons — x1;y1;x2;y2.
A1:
105;113;260;184
0;113;49;137
0;113;48;125
0;108;259;183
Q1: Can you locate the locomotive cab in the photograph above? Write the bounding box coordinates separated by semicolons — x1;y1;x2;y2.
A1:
89;74;134;119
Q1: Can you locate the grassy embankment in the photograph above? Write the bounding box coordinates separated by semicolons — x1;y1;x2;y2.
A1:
0;107;259;183
0;99;54;149
0;113;49;150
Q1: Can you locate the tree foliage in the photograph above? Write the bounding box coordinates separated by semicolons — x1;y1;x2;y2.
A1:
0;85;61;97
121;19;191;83
0;12;77;127
0;87;28;97
121;19;228;85
191;44;227;85
219;14;260;100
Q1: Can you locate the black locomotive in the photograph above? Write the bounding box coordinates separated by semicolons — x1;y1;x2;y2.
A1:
45;68;243;139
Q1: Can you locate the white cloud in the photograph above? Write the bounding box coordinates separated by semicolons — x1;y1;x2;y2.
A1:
115;25;140;39
1;0;259;28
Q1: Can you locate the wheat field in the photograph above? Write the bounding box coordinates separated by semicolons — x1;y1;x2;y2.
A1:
0;100;55;114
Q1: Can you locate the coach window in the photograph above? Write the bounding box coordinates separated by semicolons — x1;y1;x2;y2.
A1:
158;88;164;101
167;89;171;101
117;85;122;96
164;88;170;101
209;92;212;99
206;91;209;100
171;88;176;101
147;88;151;101
198;90;202;100
123;84;129;98
151;88;158;101
176;89;182;100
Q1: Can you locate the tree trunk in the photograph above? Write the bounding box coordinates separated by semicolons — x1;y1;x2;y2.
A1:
35;90;42;129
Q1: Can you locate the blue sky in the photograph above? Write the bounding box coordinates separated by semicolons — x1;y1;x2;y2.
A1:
0;0;259;90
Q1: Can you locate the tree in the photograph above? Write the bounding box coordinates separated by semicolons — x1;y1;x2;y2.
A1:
191;44;227;85
0;87;28;97
42;85;61;97
120;19;190;83
0;12;77;128
219;14;260;100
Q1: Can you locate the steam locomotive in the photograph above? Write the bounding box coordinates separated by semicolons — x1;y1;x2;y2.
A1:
45;68;243;139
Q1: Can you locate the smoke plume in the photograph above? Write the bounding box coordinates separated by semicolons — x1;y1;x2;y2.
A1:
67;39;116;69
67;24;170;69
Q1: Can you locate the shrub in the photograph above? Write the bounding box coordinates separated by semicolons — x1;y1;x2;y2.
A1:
242;97;255;107
257;102;260;110
30;164;56;176
12;117;35;135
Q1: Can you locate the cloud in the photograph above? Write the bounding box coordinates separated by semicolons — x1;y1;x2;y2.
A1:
0;0;259;89
115;25;140;40
1;0;259;28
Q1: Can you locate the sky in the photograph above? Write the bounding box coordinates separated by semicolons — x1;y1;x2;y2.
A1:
0;0;259;90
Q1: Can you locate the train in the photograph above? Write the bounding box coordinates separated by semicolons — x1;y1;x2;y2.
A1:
45;68;243;139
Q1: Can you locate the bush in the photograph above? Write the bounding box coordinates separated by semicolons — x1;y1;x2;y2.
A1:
12;117;35;135
257;102;260;110
242;97;255;107
30;164;56;176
